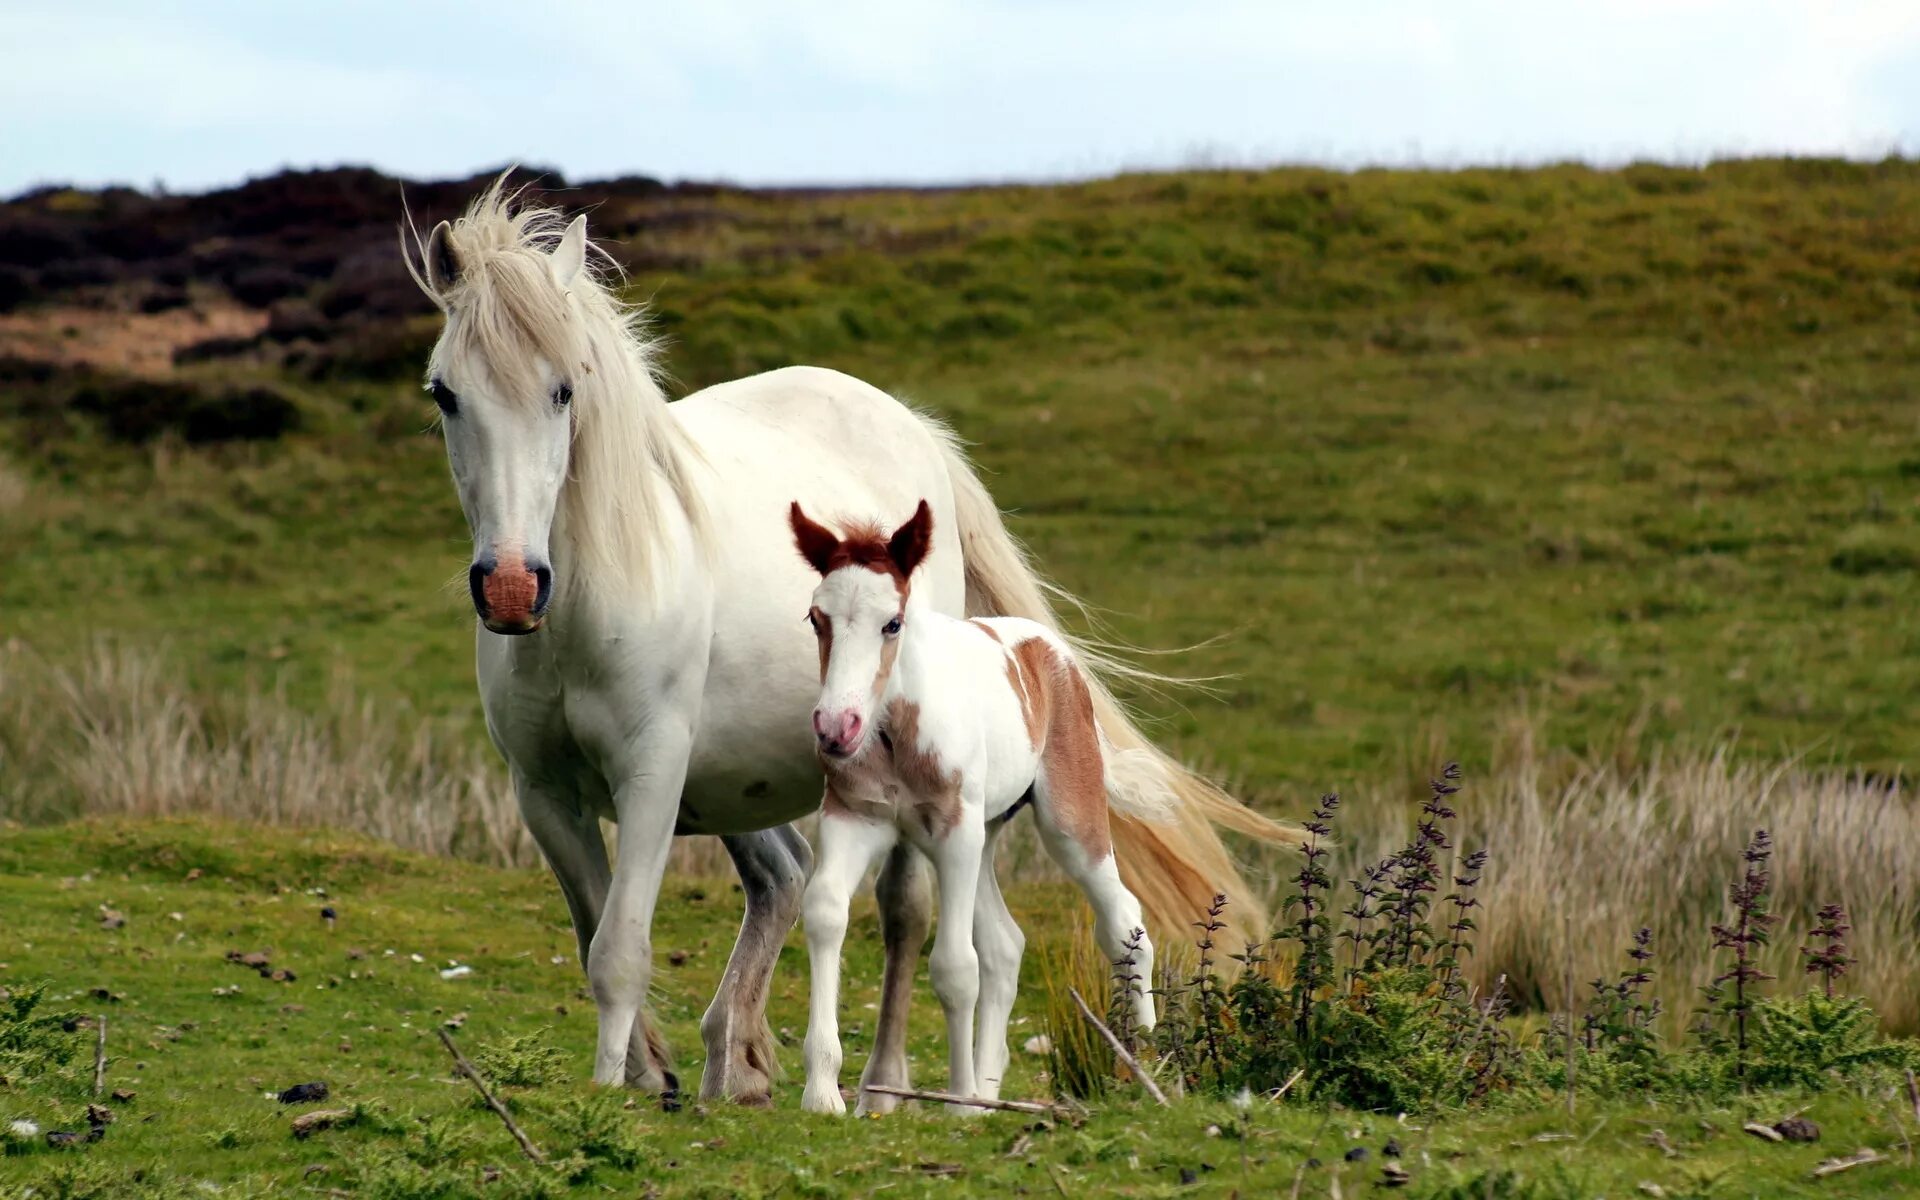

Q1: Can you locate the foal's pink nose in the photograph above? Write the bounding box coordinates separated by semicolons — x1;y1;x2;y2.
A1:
812;708;863;755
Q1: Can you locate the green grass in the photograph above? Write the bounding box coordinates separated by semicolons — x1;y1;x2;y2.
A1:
4;821;1918;1198
6;158;1920;795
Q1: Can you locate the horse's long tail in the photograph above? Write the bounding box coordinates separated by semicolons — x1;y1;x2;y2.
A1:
921;414;1307;945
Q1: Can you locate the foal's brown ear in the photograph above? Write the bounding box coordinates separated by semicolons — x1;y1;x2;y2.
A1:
789;502;840;575
887;500;934;580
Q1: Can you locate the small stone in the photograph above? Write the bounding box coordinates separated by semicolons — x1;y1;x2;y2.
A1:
1022;1034;1052;1056
1382;1161;1412;1187
1383;1138;1402;1158
1345;1146;1371;1162
1178;1168;1198;1185
99;906;126;930
109;1090;136;1104
1305;1157;1322;1169
46;1130;83;1148
278;1081;329;1105
1774;1116;1820;1143
668;949;690;966
291;1108;352;1139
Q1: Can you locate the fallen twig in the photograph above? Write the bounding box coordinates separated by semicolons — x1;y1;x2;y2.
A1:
435;1027;544;1163
1068;988;1168;1106
1811;1148;1883;1178
860;1084;1059;1116
1270;1068;1306;1102
91;1013;107;1098
1906;1068;1919;1123
1743;1122;1784;1143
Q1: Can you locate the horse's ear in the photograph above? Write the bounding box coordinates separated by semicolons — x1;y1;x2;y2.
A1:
551;215;588;289
888;500;934;579
789;502;839;575
424;220;459;294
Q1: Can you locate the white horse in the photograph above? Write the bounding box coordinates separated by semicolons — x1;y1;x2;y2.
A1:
406;180;1302;1105
788;500;1156;1113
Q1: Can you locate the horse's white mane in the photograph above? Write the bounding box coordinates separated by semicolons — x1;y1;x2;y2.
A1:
406;176;709;605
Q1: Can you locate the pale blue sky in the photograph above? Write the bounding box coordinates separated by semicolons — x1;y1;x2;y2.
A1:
4;1;1918;195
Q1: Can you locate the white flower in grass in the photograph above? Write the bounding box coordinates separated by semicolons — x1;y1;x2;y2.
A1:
7;1118;40;1140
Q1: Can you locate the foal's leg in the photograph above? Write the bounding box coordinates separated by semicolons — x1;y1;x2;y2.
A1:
971;819;1025;1102
802;811;897;1115
925;808;987;1110
1031;774;1156;1033
700;824;811;1106
855;843;932;1116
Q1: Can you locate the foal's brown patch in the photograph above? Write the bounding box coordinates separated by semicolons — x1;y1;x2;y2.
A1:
885;698;963;839
810;608;833;681
1007;636;1111;863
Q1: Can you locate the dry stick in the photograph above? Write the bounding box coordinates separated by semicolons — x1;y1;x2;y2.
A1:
435;1028;544;1164
861;1084;1059;1116
1562;913;1576;1119
1068;987;1169;1106
1907;1068;1920;1123
91;1013;107;1098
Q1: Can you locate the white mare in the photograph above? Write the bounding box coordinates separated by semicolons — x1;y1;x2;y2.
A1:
788;501;1156;1114
407;181;1304;1105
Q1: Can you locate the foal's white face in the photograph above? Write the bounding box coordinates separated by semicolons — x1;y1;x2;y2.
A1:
422;216;590;634
790;501;933;759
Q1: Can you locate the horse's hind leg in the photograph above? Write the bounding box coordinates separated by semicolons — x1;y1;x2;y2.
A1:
1030;769;1156;1034
971;819;1025;1102
855;842;933;1115
699;824;811;1106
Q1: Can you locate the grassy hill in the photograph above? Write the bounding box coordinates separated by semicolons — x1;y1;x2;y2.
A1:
4;158;1920;799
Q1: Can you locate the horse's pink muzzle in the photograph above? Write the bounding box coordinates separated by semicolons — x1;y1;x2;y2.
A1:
813;707;865;758
470;552;552;635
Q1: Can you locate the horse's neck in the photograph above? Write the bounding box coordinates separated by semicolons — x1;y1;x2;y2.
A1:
882;609;949;715
546;334;705;617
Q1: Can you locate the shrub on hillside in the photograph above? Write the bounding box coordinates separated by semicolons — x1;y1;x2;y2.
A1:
69;377;301;443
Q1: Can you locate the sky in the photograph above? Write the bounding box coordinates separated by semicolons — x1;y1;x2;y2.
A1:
4;1;1919;196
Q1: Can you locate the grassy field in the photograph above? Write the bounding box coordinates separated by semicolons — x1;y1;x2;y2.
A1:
4;821;1918;1199
5;158;1920;798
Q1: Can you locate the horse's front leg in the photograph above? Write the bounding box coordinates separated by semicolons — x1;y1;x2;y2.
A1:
700;823;812;1106
590;727;694;1089
802;809;897;1114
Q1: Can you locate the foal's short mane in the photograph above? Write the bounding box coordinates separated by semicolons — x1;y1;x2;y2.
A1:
405;175;710;602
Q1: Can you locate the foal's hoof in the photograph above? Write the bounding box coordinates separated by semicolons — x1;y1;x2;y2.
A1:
855;1086;901;1117
801;1083;847;1116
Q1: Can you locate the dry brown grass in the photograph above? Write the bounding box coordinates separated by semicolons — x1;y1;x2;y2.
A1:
0;457;27;518
4;643;1913;1032
1283;737;1920;1036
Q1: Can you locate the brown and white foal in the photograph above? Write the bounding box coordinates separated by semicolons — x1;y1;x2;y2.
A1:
789;499;1155;1114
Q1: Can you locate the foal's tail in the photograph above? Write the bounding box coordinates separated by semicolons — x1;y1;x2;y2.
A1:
920;414;1308;946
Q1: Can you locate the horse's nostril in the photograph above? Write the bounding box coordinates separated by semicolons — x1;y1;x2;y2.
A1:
468;563;491;617
531;564;553;614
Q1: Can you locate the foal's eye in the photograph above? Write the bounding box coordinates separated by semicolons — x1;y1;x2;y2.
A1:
882;617;902;637
428;380;458;416
553;383;573;409
805;610;822;633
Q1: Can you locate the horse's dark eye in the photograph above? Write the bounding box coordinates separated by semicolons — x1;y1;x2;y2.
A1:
883;617;902;637
429;380;458;416
553;383;573;408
